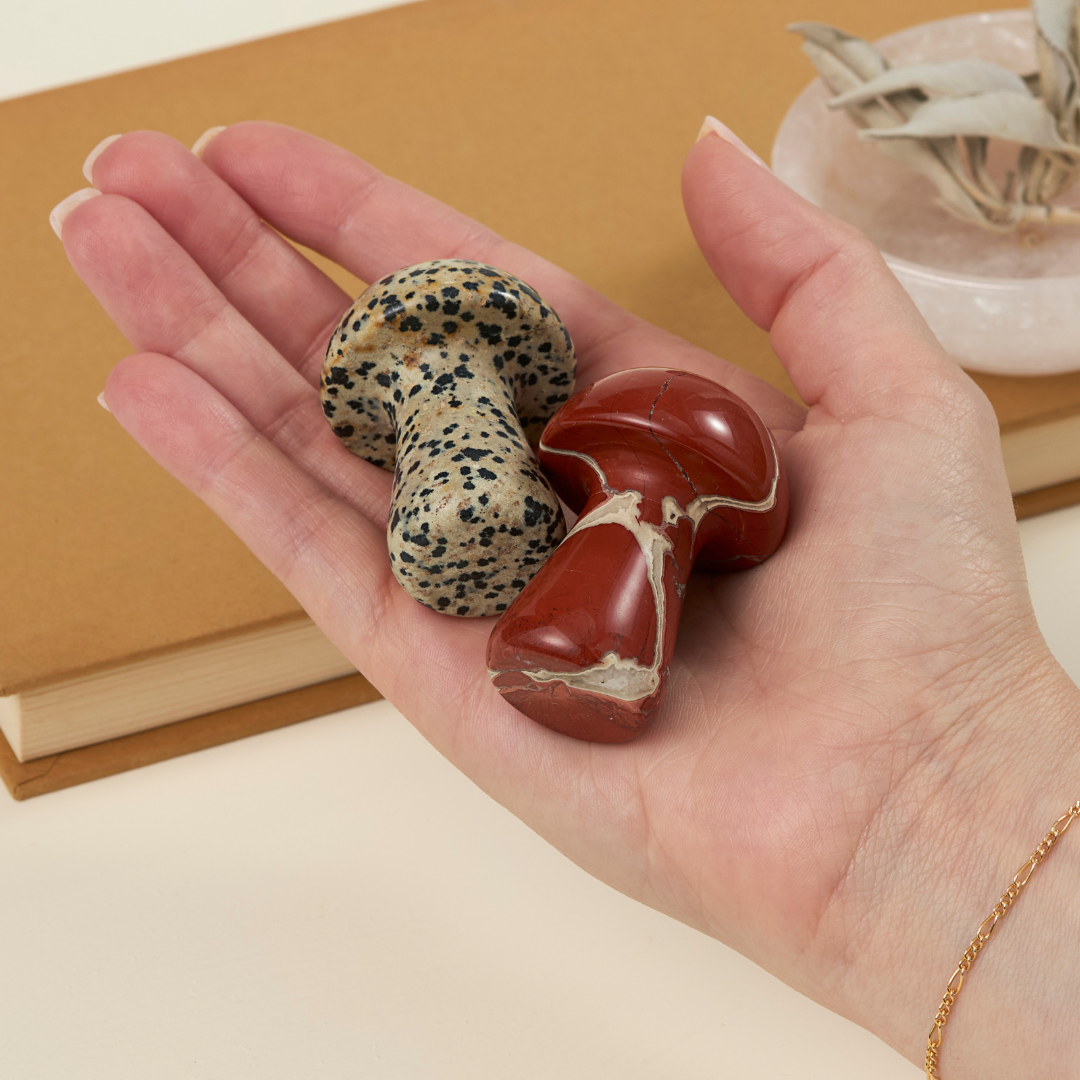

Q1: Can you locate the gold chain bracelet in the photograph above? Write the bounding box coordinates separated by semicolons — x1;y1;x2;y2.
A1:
925;799;1080;1079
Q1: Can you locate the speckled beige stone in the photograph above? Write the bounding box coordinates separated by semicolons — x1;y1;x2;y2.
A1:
321;260;576;617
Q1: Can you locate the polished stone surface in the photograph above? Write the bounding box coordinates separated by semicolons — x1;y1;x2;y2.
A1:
487;368;788;741
320;260;575;616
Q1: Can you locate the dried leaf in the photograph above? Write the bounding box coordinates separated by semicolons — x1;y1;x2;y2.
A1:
1033;0;1080;122
860;90;1080;155
788;23;888;82
1025;150;1080;201
828;59;1030;109
1036;33;1077;120
799;39;870;97
795;26;922;122
789;13;1080;232
1032;0;1077;53
875;137;1009;227
935;136;1003;207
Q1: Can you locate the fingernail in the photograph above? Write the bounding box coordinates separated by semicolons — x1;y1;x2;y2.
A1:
192;126;226;159
82;134;121;184
96;391;111;413
696;116;770;169
49;188;101;240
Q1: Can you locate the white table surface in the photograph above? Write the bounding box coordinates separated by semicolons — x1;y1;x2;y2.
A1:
3;2;1078;1075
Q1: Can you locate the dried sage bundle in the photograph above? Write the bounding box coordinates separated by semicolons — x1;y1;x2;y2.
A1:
791;0;1080;231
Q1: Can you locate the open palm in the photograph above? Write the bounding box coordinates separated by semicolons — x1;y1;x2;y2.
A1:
60;121;1072;1063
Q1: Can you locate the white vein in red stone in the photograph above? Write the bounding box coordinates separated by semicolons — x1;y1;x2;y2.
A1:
488;436;781;703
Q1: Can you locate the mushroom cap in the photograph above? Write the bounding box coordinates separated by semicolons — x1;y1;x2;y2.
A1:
539;367;787;568
320;260;576;469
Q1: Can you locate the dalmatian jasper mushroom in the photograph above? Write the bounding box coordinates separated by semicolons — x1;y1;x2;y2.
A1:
321;260;577;617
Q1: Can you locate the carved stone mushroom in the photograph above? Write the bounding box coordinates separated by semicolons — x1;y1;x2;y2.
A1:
320;260;576;617
487;367;788;741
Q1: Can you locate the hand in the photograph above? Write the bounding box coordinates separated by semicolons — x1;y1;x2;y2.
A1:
57;121;1080;1075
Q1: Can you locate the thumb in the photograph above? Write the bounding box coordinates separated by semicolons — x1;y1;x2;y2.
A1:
682;116;953;424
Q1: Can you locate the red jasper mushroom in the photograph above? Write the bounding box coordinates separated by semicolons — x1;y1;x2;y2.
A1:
486;367;788;742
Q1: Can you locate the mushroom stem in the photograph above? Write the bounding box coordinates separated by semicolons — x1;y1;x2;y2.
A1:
386;384;564;617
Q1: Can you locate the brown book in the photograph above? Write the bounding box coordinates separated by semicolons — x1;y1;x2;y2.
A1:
0;0;1055;798
970;371;1080;516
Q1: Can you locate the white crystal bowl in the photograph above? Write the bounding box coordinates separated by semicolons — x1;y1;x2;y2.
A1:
772;10;1080;376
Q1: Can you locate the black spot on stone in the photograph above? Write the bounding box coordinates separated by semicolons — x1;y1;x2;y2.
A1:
486;290;517;319
325;366;354;388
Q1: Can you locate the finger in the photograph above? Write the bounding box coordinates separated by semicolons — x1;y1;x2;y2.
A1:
84;130;353;381
682;127;965;424
197;122;805;433
58;190;392;521
197;121;638;361
102;351;415;668
101;352;608;799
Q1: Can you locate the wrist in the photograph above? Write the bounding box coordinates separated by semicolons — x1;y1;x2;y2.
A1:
830;641;1080;1076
